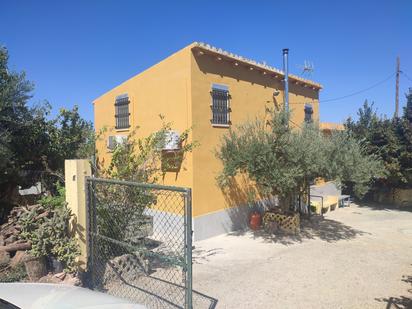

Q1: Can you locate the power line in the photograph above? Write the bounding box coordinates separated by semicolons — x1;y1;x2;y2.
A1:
284;70;405;126
402;71;412;83
286;72;396;106
319;72;396;103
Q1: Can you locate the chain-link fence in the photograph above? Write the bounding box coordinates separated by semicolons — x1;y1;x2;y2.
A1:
85;177;192;308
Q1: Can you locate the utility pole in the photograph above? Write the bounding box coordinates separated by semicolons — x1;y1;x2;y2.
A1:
395;56;400;118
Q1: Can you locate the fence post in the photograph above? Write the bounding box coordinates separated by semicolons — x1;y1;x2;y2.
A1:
184;188;193;309
65;159;92;271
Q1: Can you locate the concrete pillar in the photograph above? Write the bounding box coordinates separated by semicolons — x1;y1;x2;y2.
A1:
65;159;91;271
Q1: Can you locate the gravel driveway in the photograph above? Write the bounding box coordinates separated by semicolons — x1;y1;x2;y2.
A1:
193;204;412;309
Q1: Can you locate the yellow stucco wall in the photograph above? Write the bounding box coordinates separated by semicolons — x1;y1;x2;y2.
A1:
189;49;319;217
64;159;92;270
93;43;320;218
94;45;194;190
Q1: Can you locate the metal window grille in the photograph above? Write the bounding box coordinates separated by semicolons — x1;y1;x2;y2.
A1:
115;95;130;129
211;87;230;126
304;104;313;123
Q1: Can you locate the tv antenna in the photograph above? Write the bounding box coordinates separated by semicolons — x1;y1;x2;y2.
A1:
298;60;315;77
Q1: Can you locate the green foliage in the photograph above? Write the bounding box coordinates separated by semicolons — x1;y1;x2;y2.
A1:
0;264;27;282
47;106;94;175
0;46;94;201
97;116;197;216
39;183;66;209
217;111;295;197
345;98;412;189
100;115;197;183
94;116;197;257
18;184;80;273
325;131;386;197
217;109;385;204
0;46;43;192
405;88;412;123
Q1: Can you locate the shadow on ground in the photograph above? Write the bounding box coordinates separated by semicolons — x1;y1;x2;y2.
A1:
193;289;218;309
229;215;367;245
92;266;218;309
220;178;368;245
87;245;218;309
375;274;412;309
193;248;224;265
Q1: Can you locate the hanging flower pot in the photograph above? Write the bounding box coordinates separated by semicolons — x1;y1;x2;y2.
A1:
249;211;262;230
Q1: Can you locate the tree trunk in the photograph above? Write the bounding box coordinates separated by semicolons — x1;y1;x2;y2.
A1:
279;194;292;212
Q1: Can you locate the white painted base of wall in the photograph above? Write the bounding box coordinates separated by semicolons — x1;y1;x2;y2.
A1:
193;205;250;241
146;203;271;242
146;206;250;242
145;208;185;251
192;197;278;241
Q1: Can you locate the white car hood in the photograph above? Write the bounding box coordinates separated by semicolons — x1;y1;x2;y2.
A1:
0;283;146;309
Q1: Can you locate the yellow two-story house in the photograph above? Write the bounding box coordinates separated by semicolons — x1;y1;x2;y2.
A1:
94;42;322;240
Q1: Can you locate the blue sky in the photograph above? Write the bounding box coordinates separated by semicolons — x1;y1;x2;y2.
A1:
1;0;411;123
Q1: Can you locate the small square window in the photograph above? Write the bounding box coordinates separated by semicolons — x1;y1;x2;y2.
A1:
115;94;130;129
304;103;313;123
211;84;230;126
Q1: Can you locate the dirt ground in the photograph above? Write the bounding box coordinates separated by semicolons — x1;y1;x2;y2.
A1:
193;204;412;309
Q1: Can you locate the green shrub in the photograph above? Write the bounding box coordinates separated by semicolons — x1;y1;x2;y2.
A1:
0;264;27;282
94;116;198;258
345;99;412;191
18;183;80;273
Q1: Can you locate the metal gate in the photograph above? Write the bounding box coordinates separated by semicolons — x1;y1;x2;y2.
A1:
85;177;192;308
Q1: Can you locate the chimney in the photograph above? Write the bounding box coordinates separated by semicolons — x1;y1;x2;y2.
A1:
283;48;289;113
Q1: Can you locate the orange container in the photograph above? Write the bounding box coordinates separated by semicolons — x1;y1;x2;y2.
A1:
249;211;262;230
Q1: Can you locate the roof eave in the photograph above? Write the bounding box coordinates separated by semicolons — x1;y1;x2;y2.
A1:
192;42;322;90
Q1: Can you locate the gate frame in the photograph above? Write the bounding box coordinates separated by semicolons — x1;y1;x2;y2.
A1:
85;176;193;309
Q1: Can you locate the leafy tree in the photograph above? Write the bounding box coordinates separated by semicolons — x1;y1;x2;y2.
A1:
345;100;380;139
396;88;412;185
405;88;412;123
326;131;386;197
0;46;47;197
0;131;11;172
345;98;412;190
46;106;94;182
0;45;94;219
217;109;385;209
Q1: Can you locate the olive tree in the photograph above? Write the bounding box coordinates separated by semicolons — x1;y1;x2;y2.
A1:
217;110;385;209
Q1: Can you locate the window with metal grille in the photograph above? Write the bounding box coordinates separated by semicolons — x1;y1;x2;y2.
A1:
304;103;313;123
115;94;130;129
211;84;230;126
